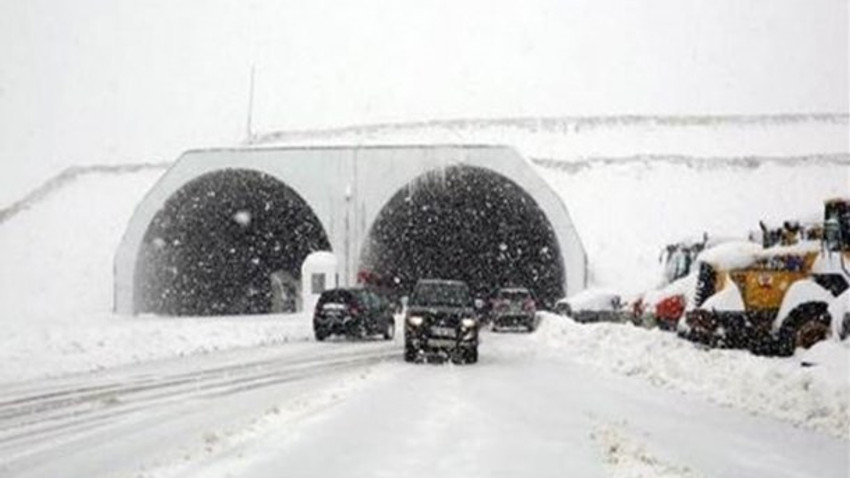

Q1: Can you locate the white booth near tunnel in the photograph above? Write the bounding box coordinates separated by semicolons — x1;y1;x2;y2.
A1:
301;251;339;314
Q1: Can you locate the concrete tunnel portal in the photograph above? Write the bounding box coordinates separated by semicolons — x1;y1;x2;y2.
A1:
117;146;587;316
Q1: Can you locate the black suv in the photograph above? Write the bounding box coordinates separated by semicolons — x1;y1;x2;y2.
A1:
404;279;479;363
313;288;395;341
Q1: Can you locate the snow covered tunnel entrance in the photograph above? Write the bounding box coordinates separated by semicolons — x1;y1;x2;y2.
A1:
359;166;565;307
115;146;587;316
133;169;330;316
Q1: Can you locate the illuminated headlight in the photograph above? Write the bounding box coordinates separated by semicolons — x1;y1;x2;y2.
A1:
407;316;424;326
461;318;477;329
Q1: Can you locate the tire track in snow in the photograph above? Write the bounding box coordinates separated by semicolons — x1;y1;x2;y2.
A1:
0;345;397;464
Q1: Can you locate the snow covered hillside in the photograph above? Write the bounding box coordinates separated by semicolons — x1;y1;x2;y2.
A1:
253;114;849;159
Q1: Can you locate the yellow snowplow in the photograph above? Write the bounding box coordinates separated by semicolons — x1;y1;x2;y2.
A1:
682;198;850;355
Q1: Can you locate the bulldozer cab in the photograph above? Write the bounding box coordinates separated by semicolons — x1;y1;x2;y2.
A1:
824;198;850;252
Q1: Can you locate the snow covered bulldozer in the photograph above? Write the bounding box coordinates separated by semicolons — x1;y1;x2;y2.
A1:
682;198;850;355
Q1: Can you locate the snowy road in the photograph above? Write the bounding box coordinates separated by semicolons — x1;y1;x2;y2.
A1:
1;319;847;478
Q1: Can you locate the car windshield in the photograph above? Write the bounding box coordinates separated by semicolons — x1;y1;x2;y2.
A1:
317;289;355;306
497;289;530;301
410;282;470;307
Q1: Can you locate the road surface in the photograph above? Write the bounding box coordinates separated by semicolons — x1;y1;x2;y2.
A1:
0;318;846;478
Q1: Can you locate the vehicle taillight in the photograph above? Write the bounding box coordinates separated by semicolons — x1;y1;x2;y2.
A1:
493;299;508;311
349;305;360;316
523;299;535;311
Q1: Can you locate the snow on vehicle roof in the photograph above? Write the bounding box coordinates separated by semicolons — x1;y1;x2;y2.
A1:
695;240;821;270
557;288;621;311
695;241;763;269
418;278;467;285
498;287;530;293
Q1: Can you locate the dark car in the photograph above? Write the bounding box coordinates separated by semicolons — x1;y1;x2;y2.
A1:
313;288;395;341
490;287;537;332
404;279;479;364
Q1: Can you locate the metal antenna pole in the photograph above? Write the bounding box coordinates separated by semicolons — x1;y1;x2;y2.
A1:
245;65;256;143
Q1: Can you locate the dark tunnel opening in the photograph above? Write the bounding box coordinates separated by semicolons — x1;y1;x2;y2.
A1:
359;165;565;308
134;169;330;316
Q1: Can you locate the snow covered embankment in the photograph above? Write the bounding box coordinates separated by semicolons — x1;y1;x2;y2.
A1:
1;314;314;383
535;314;850;440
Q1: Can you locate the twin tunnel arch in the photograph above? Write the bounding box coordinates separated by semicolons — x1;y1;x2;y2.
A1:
122;146;585;316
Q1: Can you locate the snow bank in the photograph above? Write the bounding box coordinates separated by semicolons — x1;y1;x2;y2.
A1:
536;314;850;439
0;314;314;383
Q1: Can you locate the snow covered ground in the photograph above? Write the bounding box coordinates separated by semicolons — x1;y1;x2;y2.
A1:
4;321;846;478
0;119;848;476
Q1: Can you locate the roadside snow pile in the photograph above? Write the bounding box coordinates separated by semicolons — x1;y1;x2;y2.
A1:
0;314;313;383
536;314;850;439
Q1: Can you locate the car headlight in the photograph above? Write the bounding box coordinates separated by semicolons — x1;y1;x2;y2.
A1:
407;316;424;326
461;318;477;329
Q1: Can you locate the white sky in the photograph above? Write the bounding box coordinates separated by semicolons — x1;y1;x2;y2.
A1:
0;0;847;203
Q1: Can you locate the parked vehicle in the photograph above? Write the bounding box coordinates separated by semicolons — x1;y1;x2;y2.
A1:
555;289;623;323
404;279;479;364
681;198;850;355
313;288;395;341
490;287;537;332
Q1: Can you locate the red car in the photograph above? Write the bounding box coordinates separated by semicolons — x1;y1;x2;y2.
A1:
654;294;686;331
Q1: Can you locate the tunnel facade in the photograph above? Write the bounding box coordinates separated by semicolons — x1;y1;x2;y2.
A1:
115;145;587;315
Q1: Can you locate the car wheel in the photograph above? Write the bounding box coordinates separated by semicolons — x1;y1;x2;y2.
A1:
404;342;417;362
314;327;327;342
464;346;478;364
383;320;395;340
